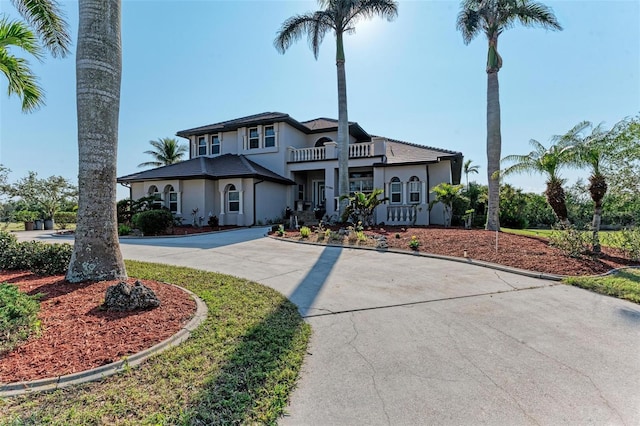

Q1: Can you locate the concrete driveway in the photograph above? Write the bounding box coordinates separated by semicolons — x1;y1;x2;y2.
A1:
22;228;640;424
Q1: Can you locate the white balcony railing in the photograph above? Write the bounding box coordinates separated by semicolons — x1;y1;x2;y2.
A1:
289;146;326;162
289;142;378;162
386;205;417;225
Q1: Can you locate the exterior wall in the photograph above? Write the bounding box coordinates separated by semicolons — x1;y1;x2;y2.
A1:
427;160;453;226
180;180;207;225
376;165;429;225
255;181;288;224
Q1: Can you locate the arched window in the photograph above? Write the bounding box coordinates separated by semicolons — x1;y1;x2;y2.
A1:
408;176;421;204
227;184;240;212
390;177;402;204
148;185;162;208
315;137;332;147
164;185;179;213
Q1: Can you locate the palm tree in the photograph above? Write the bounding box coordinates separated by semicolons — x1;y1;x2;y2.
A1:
429;183;466;227
138;137;188;168
0;17;43;112
274;0;398;217
564;120;628;253
457;0;562;231
67;0;127;283
463;159;480;190
1;0;70;112
501;125;580;226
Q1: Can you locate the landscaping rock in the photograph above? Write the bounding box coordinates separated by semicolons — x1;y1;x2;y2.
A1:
104;280;161;311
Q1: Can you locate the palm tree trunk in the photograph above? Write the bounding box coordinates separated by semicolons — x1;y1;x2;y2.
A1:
336;31;349;219
485;70;501;231
589;173;607;253
67;0;127;282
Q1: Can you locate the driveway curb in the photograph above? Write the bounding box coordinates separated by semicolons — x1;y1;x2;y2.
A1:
268;235;566;281
0;284;208;398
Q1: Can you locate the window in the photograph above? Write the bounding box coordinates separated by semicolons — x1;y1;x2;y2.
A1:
248;128;259;149
211;135;220;155
198;136;207;156
148;185;162;208
349;171;373;194
228;185;240;212
165;185;179;213
390;177;402;204
298;184;304;200
264;126;275;147
409;176;420;203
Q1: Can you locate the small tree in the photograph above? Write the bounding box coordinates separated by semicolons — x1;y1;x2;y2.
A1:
429;183;467;227
10;172;77;221
340;188;387;226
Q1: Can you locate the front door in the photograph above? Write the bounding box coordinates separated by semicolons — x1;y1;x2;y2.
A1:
313;180;326;208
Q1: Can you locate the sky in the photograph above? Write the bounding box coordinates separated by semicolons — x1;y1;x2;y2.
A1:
0;0;638;201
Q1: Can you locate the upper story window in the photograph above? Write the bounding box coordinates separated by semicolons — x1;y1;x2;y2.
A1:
211;135;220;155
227;184;240;212
264;126;275;147
390;177;402;204
248;128;259;149
197;136;207;156
409;176;420;203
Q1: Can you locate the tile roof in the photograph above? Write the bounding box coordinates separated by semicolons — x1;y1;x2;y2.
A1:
381;138;462;164
117;154;294;185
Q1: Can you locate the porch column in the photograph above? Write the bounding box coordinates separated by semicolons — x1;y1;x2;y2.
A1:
402;182;407;204
219;190;226;226
238;190;245;226
324;165;336;218
421;181;427;205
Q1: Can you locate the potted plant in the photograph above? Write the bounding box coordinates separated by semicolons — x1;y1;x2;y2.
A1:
15;211;39;231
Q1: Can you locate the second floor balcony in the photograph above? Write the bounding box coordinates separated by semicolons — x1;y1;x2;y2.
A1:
288;139;385;163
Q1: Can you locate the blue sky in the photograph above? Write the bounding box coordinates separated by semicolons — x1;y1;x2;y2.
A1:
1;0;638;200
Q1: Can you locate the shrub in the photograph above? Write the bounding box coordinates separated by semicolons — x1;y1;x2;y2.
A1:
14;210;39;223
299;226;311;238
612;228;640;261
0;235;72;275
356;231;367;242
132;209;174;236
208;215;219;228
30;243;73;276
53;211;77;230
409;235;420;250
277;225;285;237
0;283;41;354
549;226;589;258
118;224;132;236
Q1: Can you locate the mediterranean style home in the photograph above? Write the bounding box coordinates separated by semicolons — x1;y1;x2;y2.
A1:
117;112;463;226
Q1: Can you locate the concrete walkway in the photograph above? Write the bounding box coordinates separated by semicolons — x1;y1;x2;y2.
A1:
19;228;640;424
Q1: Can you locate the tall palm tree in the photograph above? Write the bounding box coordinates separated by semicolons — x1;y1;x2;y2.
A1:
0;17;43;112
564;120;627;253
274;0;398;217
10;0;70;58
463;159;480;190
501;126;579;225
457;0;562;231
67;0;127;283
138;137;188;168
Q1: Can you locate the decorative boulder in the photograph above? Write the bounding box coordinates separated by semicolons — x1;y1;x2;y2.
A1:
104;280;160;311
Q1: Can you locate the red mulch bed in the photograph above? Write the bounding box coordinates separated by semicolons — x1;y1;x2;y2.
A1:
280;226;639;276
0;272;196;384
167;225;239;235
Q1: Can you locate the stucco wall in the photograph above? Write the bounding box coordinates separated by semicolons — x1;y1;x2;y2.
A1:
427;160;453;226
255;181;288;224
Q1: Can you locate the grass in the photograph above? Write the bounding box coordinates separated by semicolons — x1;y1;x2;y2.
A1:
565;268;640;304
502;228;626;249
0;260;311;425
1;222;77;232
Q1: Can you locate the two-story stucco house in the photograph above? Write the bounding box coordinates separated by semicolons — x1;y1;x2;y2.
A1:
117;112;463;226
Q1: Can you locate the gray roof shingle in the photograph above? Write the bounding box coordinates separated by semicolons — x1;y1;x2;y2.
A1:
117;154;294;185
382;138;462;165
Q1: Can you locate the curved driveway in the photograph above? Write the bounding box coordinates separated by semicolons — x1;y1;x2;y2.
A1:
30;229;640;424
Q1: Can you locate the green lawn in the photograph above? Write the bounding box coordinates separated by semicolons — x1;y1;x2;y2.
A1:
1;222;76;232
502;228;625;249
1;260;311;425
565;268;640;304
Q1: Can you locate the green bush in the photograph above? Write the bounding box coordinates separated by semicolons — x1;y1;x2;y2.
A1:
299;226;311;238
53;211;77;229
14;210;39;222
0;231;72;275
118;224;132;236
549;226;590;258
132;209;174;236
0;283;41;354
608;228;640;261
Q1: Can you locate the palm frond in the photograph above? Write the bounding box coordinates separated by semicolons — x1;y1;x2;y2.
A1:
274;12;327;58
456;1;483;44
0;27;44;112
11;0;71;57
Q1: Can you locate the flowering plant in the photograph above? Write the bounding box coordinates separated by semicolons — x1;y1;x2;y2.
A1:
408;235;420;250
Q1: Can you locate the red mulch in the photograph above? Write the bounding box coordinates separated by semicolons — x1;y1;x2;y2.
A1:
167;225;239;235
0;272;196;384
280;226;639;276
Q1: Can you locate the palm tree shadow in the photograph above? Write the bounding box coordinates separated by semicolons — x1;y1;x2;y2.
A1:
179;300;308;424
289;245;342;316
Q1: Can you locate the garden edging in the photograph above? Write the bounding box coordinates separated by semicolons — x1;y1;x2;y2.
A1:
0;284;208;398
